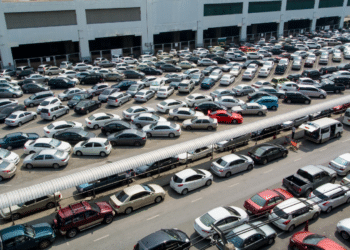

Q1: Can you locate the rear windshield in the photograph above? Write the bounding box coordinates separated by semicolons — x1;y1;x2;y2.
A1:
312;190;328;199
199;213;216;227
303;235;326;245
41;101;50;106
173;175;183;183
252;147;266;157
90;203;101;213
250;194;266;207
216;158;227;167
179;83;188;87
50;139;61;147
117;191;129;202
334;156;349;166
54;150;65;157
0;150;10;158
273;206;289;219
8;114;17;119
296;169;313;182
41;109;49;113
47;124;54;129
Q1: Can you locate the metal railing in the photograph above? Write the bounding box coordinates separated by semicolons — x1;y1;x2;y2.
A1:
153;40;195;55
90;46;142;61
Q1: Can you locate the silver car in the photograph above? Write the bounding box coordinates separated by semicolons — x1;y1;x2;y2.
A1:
0;160;17;182
122;106;155;120
98;88;119;102
134;90;155;102
0;99;18;112
177;145;213;164
23;149;70;169
337;218;350;240
214;96;245;108
0;88;23;98
210;89;235;99
210;154;254;178
86;83;109;97
232;84;255;96
26;74;49;83
231;103;267;115
24;91;55;107
169;108;204;121
292;60;302;70
131;113;166;128
5;111;37;127
182;116;218;131
40;104;69;121
58;88;86;101
142;121;181;138
107;92;131;107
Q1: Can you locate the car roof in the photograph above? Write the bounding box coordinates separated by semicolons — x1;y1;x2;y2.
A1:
91;113;107;118
86;138;108;143
51;121;69;126
0;99;13;103
339;153;350;161
38;149;58;155
34;138;52;143
315;183;341;196
207;206;231;221
0;225;26;241
139;229;181;248
221;154;241;162
277;198;306;214
59;201;91;218
258;189;280;200
154;121;172;126
138;113;153;117
247;103;261;107
161;99;177;104
124;184;146;196
231;223;258;240
175;169;198;179
10;111;26;115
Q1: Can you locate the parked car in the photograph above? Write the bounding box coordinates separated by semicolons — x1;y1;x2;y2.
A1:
142;121;181;138
200;78;216;89
0;148;19;165
101;120;136;135
79;74;104;85
328;153;350;176
43;121;83;138
134;90;155;102
131;113;166;128
5;111;37;127
182;116;218;131
73;138;111;156
53;128;96;145
0;132;39;150
0;160;16;182
248;143;288;165
157;99;187;113
24;138;71;155
231;103;267;116
23;149;70;169
58;88;86;101
122;106;155;120
135;157;179;177
208;110;243;124
112;80;136;91
168;107;204;121
37;97;61;114
214;96;245;109
251;96;279;110
185;94;212;107
232;84;255;96
283;91;311;104
22;83;50;94
67;93;92;108
85;113;120;129
194;102;227;115
40;105;69;121
74;100;101;114
108;129;147;147
210;154;254;178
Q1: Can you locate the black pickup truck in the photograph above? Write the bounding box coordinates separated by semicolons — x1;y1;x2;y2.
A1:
283;165;336;197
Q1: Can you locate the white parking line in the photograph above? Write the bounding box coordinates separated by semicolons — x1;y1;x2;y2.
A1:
147;214;160;221
319;148;327;152
264;169;273;174
0;185;12;186
343;138;350;142
229;183;239;188
294;158;302;162
66;242;69;246
93;235;109;242
192;197;202;203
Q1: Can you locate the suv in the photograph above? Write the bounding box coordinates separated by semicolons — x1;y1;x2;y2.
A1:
178;80;195;93
80;74;104;85
53;201;115;238
24;91;55;107
41;104;69;120
301;70;321;80
283;91;311;104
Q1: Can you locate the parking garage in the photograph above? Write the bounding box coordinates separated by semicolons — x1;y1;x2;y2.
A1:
153;30;196;52
284;19;312;36
247;23;278;41
203;26;241;46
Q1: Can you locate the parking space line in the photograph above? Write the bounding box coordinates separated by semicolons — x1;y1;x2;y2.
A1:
229;183;239;188
147;214;160;221
264;169;273;174
192;197;202;203
343;138;350;142
294;158;302;162
93;235;109;242
319;148;327;152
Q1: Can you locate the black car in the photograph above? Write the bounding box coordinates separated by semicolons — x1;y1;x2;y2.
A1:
247;91;273;102
135;157;179;177
101;120;136;135
74;100;101;114
139;67;163;75
0;105;27;123
134;229;190;250
22;83;50;94
17;79;37;87
48;78;75;89
251;124;282;140
328;75;350;88
67;93;93;109
160;64;182;72
282;45;298;52
53;128;96;144
0;132;39;150
212;56;230;64
337;63;350;70
248;143;288;165
270;48;285;55
16;69;34;79
124;70;145;79
319;82;345;93
188;56;200;64
283;91;311;104
80;74;104;85
154;61;167;69
287;74;301;82
319;66;338;75
202;66;220;76
301;70;321;80
194;102;227;115
309;108;333;121
111;80;136;91
275;64;286;74
108;129;147;146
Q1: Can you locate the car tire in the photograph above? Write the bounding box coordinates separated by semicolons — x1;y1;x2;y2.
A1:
67;228;78;238
341;231;350;240
207;126;213;131
319;95;325;99
63;97;67;101
125;207;133;214
232;119;238;124
53;163;60;169
39;240;51;250
26;164;33;169
330;177;336;183
169;133;175;138
336;133;341;138
93;124;99;129
29;151;36;154
52;116;56;121
100;152;107;157
312;212;320;220
104;214;113;224
225;172;231;178
12;94;18;98
65;109;69;114
271;106;277;111
46;202;55;209
33;115;37;120
135;124;142;128
206;179;212;186
282;152;287;158
305;189;312;198
288;225;295;232
186;126;192;131
181;188;188;195
326;206;332;213
247;164;254;171
287;99;292;104
257;111;263;116
155;196;163;203
335;89;340;94
76;151;83;156
173;116;179;121
262;159;268;165
305;100;310;104
18;122;22;127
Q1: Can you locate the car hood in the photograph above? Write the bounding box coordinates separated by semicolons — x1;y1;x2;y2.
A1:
182;119;193;125
142;124;152;131
32;223;55;238
148;184;164;194
68;99;80;105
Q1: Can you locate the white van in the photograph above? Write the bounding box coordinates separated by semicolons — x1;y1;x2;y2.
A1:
300;118;343;143
343;108;350;126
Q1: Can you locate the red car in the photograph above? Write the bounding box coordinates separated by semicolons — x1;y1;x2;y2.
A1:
53;201;115;238
208;110;243;124
244;188;293;216
276;53;291;61
240;46;255;52
333;102;350;114
290;230;346;250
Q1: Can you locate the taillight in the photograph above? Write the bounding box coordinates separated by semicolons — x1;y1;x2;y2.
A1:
218;169;224;172
115;99;118;102
255;156;260;160
24;147;26;149
297;188;302;193
46;131;50;134
105;147;108;149
322;201;330;206
3;170;11;173
59;194;62;199
202;230;210;234
142;137;146;140
61;159;66;161
48;113;51;116
178;184;183;187
88;122;91;124
283;220;291;225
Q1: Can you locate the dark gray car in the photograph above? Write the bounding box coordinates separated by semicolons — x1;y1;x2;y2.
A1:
108;129;147;146
0;99;18;112
24;91;54;107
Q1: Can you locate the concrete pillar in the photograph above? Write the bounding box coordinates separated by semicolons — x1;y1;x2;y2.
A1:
75;0;91;61
278;21;284;37
312;0;320;31
311;16;317;32
240;1;249;42
196;27;204;47
0;6;14;69
240;25;247;41
142;0;154;53
339;0;348;29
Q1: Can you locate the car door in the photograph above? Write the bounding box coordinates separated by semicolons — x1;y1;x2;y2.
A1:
44;154;55;167
14;235;37;250
330;190;347;208
216;217;239;232
128;192;148;210
84;210;103;228
33;154;45;167
186;175;203;191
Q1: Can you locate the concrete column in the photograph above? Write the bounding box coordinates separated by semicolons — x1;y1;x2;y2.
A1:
312;0;320;31
278;21;284;37
196;24;204;47
240;24;247;41
142;0;154;53
339;0;348;29
240;1;249;41
75;0;91;61
0;5;14;69
311;16;317;32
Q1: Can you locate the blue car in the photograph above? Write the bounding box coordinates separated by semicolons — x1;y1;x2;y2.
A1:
251;96;279;110
0;132;39;150
0;223;56;249
201;78;215;89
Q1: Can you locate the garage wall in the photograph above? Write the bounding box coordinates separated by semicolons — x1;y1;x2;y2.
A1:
85;8;141;24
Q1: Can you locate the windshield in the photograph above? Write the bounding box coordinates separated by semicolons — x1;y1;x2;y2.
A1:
63;89;70;94
54;150;64;157
129;86;138;91
25;226;35;238
79;130;89;137
151;82;159;86
250;194;266;207
216;158;227;167
273;206;289;219
72;95;81;101
163;229;181;241
173;175;183;183
0;149;10;158
199;213;216;227
312;189;328;199
29;95;36;100
334;156;349;166
229;236;244;248
8;114;17;119
116;191;129;202
303;235;326;245
142;184;154;192
49;139;61;147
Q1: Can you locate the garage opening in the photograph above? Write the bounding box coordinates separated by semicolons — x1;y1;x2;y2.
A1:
284;19;312;36
89;35;141;60
247;23;278;42
203;26;240;47
153;30;196;53
316;16;340;30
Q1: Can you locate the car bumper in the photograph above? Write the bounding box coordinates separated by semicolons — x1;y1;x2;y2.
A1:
328;164;348;176
5;121;18;126
210;166;225;177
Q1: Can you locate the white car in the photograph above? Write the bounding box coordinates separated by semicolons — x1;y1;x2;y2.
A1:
24;138;71;154
263;61;274;70
197;58;218;66
156;86;174;98
247;64;258;74
214;96;245;108
344;51;350;59
73;138;112;157
328;153;350;176
258;67;271;77
60;70;77;78
36;97;62;114
258;50;272;57
333;52;342;62
43;121;83;138
176;146;213;164
221;62;241;72
220;74;235;86
337;218;350;240
247;52;264;59
98;69;112;77
88;66;101;74
194;206;249;238
123;57;138;64
156;99;187;113
230;66;242;76
277;82;299;91
169;169;213;195
93;57;107;65
242;69;256;80
73;63;91;71
168;108;204;121
137;76;157;87
309;183;350;213
85;113;121;129
268;197;321;232
185;93;212;107
149;80;165;92
306;54;317;63
0;148;20;165
279;58;289;67
209;69;223;82
122;106;155;120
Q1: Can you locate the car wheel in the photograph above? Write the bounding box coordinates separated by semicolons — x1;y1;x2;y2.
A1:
319;94;325;99
155;196;163;203
52;116;56;121
146;132;152;138
18;122;22;127
341;231;350;240
288;225;295;232
330;177;336;183
169;133;175;138
39;240;51;250
336;132;341;138
93;124;99;129
247;164;254;170
67;228;78;238
111;141;117;146
12;213;20;220
232;119;238;124
46;202;55;209
225;172;231;178
282;152;287;158
271;106;277;111
100;151;107;157
26;164;33;169
287;99;292;104
135;123;142;129
186;126;192;130
207;126;213;131
173;116;179;121
305;100;310;104
206;179;212;186
335;89;340;94
125;207;133;214
29;103;34;107
80;81;84;85
33;115;37;120
262;159;268;165
104;214;113;224
257;111;263;116
305;189;312;197
326;206;332;213
53;163;60;169
181;188;188;195
12;94;18;98
312;212;320;220
76;151;83;156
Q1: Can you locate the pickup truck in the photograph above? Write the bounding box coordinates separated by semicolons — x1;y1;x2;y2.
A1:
283;165;336;197
16;66;34;79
